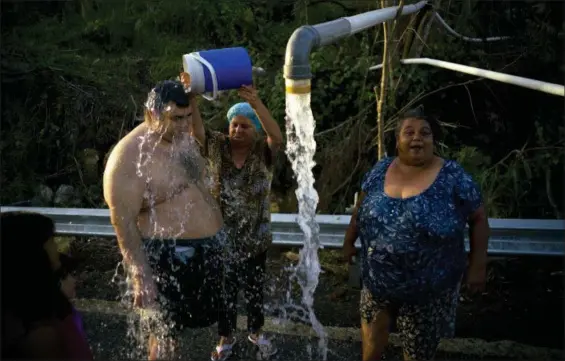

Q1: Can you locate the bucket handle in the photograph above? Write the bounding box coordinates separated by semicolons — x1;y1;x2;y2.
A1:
190;53;219;101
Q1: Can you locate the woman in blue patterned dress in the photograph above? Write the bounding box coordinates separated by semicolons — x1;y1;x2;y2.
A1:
342;108;491;360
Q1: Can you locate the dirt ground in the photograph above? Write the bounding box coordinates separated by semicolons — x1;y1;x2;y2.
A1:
64;236;564;351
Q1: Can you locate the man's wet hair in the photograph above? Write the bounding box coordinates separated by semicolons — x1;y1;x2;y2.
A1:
1;212;72;328
144;80;190;121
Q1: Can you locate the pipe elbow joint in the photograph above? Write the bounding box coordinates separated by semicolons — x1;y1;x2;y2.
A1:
284;25;320;80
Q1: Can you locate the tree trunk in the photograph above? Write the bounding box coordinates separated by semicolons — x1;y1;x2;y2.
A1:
375;0;391;160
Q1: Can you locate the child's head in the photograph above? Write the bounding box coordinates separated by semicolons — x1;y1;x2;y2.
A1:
1;212;73;322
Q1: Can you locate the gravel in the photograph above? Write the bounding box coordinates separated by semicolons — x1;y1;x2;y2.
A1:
66;237;564;360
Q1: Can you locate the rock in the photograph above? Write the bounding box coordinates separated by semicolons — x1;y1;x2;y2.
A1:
81;148;100;185
54;185;81;207
30;184;54;206
284;251;300;262
38;184;54;203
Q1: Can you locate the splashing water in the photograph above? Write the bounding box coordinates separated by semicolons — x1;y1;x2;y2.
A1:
285;89;328;360
105;91;328;358
111;129;204;359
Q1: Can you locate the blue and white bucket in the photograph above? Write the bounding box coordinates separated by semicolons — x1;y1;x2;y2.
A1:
182;47;254;100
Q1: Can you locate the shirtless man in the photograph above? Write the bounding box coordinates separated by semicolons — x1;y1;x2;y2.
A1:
103;80;224;359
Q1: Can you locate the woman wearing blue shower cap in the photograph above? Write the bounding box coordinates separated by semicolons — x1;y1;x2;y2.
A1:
180;74;283;361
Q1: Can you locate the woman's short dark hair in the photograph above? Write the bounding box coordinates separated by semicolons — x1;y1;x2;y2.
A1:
1;212;72;329
394;105;443;143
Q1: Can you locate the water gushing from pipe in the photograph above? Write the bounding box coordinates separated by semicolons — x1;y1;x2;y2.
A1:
284;79;327;360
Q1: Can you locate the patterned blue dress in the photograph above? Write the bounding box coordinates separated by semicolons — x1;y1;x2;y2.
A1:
357;157;482;359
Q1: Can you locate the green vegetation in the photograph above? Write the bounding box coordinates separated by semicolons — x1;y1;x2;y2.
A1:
55;236;74;253
2;0;563;218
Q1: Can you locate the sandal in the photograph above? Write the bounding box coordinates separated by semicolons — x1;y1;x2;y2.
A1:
248;334;278;359
211;338;237;361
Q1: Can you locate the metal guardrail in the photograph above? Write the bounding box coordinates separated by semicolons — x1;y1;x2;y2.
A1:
1;207;564;256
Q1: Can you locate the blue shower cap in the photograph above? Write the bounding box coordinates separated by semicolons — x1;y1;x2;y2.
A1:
227;102;262;132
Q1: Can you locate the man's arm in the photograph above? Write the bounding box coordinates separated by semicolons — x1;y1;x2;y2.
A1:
103;143;152;281
189;94;206;147
180;72;206;147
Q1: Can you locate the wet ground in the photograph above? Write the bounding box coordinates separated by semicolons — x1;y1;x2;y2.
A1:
78;303;563;360
65;237;564;359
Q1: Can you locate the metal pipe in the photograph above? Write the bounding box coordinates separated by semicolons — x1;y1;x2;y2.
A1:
370;58;565;97
433;12;510;42
2;206;563;256
284;0;429;92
